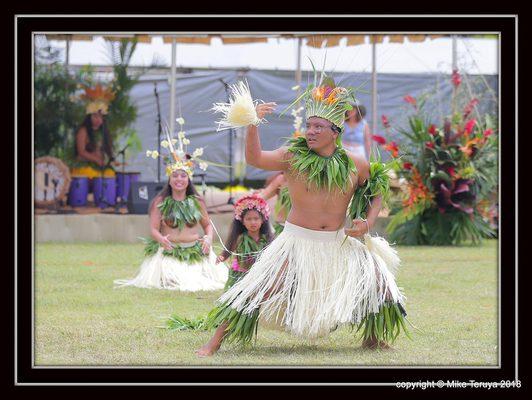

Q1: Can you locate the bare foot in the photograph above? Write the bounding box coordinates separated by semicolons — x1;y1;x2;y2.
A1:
361;337;392;350
195;323;228;357
195;342;220;357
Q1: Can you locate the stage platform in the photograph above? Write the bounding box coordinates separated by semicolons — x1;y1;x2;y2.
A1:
35;212;391;243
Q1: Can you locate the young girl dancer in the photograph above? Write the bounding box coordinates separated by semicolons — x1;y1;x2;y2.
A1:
217;194;274;289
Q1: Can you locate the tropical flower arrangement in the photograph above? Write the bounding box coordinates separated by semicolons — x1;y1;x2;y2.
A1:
374;70;498;245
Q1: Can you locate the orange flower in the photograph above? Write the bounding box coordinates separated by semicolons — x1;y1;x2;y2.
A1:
81;84;115;102
459;137;481;157
312;86;326;101
384;141;399;158
402;167;432;209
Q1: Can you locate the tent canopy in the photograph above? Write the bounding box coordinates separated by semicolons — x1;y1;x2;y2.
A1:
44;33;449;47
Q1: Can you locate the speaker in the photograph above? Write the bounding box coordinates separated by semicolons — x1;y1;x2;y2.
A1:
127;181;166;214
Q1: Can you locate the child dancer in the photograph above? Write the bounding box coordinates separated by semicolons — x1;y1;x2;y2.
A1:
217;194;274;289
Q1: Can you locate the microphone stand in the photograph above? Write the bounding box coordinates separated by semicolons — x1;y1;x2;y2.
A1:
220;79;235;205
114;143;130;214
154;82;162;183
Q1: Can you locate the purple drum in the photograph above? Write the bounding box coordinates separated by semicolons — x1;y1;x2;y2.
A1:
68;176;89;207
116;172;130;201
93;177;117;208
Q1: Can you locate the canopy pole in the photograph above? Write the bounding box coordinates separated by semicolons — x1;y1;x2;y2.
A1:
451;35;458;115
452;34;458;71
371;36;378;141
169;37;177;135
295;37;302;103
65;37;70;67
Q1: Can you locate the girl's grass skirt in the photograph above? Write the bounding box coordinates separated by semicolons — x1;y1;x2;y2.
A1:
114;241;228;292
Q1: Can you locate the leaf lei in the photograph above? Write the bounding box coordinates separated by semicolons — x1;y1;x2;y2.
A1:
235;232;268;269
158;195;202;231
286;136;357;193
274;186;292;215
349;156;393;220
142;237;204;263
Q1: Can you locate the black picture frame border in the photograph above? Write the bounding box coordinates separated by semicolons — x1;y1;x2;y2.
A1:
15;13;518;387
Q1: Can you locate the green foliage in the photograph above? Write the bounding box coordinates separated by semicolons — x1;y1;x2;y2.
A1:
34;39;143;161
286;136;357;193
235;233;268;269
141;237;205;263
275;186;292;215
206;302;261;346
354;302;414;344
158;196;202;231
165;315;208;331
349;151;393;220
105;39;141;155
34;63;85;158
381;73;498;245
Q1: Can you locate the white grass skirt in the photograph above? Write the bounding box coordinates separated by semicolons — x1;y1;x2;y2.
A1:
218;221;404;339
114;242;228;292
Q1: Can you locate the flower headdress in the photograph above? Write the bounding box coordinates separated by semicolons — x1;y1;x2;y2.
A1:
79;84;115;115
145;118;209;178
234;194;271;221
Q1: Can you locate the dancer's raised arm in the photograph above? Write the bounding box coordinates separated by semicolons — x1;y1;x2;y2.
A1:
245;102;289;171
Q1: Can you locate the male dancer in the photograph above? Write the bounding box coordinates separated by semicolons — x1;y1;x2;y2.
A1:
198;79;406;356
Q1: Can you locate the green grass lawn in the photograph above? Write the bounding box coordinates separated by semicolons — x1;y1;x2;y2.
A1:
34;240;498;366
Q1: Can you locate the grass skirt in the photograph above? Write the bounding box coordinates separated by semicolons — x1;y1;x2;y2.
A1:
215;221;404;339
114;241;228;292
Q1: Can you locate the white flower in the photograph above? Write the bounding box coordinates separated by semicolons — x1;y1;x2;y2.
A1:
291;85;300;91
176;149;186;159
146;150;152;157
161;140;169;148
178;131;186;139
176;117;185;125
199;162;208;171
171;138;178;145
192;148;204;158
150;150;159;159
182;138;190;145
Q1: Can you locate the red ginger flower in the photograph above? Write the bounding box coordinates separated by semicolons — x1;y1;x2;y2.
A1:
404;95;417;107
483;129;493;137
426;141;435;149
452;69;462;88
463;98;479;118
403;162;413;170
428;124;437;135
372;134;387;145
381;115;391;128
464;119;477;135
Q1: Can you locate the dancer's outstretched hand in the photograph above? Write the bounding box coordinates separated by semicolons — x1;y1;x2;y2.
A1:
215;255;226;264
160;235;174;251
256;102;277;119
345;219;370;238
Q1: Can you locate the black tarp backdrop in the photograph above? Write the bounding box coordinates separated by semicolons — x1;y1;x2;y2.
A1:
126;68;498;183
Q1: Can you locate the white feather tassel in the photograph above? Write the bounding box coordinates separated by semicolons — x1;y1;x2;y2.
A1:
364;234;401;275
211;80;264;131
